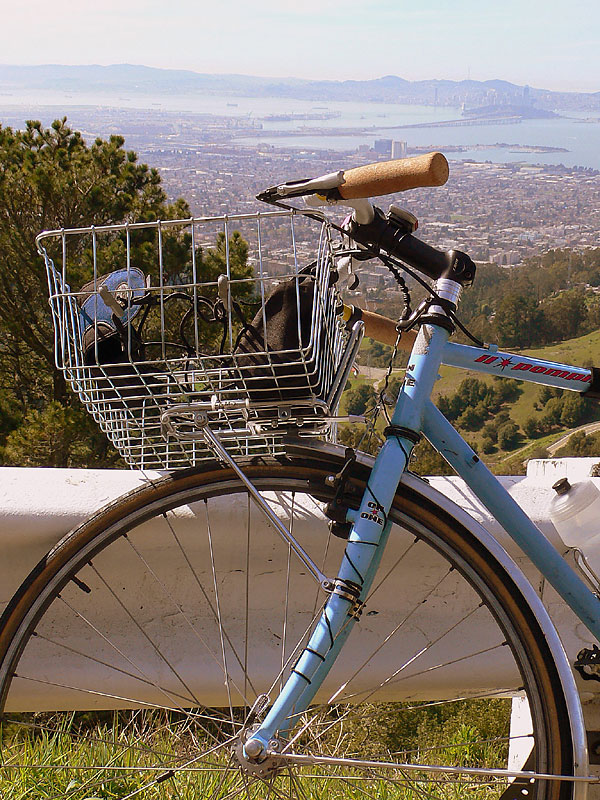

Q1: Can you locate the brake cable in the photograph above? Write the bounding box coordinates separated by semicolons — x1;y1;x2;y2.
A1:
257;194;484;348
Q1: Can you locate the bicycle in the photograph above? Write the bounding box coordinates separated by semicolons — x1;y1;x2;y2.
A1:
0;151;598;799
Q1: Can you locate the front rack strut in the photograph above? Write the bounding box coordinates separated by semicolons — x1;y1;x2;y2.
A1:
199;422;333;592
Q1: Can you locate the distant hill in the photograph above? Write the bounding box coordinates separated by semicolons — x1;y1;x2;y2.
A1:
462;103;558;119
0;64;598;112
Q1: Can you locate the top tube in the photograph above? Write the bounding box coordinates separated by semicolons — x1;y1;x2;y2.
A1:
443;340;592;393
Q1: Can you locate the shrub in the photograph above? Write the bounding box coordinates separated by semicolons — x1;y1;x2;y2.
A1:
541;396;564;427
457;406;484;431
560;394;586;428
497;420;520;450
522;416;539;438
481;436;495;454
346;384;376;416
482;422;499;443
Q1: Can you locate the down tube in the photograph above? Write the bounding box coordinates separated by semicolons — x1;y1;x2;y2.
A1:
422;400;600;642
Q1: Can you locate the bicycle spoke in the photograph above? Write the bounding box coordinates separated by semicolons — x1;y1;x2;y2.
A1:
165;505;258;702
326;564;456;703
160;500;260;702
280;493;294;694
205;499;236;720
12;673;204;716
83;564;203;706
244;494;251;708
341;609;493;704
52;578;232;746
124;534;250;701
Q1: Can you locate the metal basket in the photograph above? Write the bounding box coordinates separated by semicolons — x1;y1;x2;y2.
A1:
38;211;362;470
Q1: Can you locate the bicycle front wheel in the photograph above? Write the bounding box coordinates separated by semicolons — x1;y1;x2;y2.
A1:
0;450;576;800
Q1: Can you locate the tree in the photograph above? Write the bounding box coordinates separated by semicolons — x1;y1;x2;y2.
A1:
538;386;561;406
482;421;499;444
346;383;376;416
0;118;198;465
457;406;484;431
1;402;122;468
411;439;454;476
0;118;183;404
560;394;586;428
337;423;379;456
358;338;402;369
586;295;600;331
491;375;522;403
542;290;588;341
456;377;488;407
541;396;565;428
555;430;600;458
497;420;520;450
481;436;495;454
380;375;405;409
437;393;460;421
522;416;539;439
494;290;542;348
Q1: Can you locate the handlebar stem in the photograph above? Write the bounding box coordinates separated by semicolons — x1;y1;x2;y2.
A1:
349;207;476;286
350;199;375;225
434;278;462;307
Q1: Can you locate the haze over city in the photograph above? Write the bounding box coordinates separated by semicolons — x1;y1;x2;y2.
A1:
3;0;599;93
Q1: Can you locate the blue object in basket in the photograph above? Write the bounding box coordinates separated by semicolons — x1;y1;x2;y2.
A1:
79;268;147;334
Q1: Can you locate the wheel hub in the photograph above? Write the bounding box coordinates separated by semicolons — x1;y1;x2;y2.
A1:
232;727;286;778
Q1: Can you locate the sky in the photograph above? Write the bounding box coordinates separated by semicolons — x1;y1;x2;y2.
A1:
2;0;599;93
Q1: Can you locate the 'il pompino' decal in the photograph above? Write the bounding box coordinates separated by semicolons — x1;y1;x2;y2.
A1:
474;354;591;383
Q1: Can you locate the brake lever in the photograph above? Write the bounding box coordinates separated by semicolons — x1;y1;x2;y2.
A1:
257;170;345;201
304;194;375;225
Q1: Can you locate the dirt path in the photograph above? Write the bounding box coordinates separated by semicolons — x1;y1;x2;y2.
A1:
355;365;390;381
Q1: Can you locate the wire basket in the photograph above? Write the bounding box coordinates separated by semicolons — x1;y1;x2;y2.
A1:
38;210;362;470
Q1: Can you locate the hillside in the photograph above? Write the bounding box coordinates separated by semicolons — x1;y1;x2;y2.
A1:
347;328;600;474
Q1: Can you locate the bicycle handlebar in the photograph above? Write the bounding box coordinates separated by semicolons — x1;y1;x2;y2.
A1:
343;304;417;352
257;152;449;203
338;152;449;200
348;209;476;285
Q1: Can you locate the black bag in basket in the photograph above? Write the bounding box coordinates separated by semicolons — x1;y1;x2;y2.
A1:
233;275;320;401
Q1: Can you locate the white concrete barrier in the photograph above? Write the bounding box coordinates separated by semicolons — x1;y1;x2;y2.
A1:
1;460;598;647
1;458;599;712
0;467;158;609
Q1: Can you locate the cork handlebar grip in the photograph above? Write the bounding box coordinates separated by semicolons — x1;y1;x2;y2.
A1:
344;305;417;353
338;152;449;200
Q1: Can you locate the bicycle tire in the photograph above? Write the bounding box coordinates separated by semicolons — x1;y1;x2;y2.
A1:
0;447;576;800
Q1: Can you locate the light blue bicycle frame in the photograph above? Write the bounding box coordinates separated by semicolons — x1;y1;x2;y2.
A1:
247;305;600;754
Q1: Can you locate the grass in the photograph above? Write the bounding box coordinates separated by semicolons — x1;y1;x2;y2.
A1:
0;713;220;799
0;704;512;800
347;329;600;471
521;329;600;366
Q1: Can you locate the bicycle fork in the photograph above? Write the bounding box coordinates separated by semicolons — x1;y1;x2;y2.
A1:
243;322;450;760
243;434;412;759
